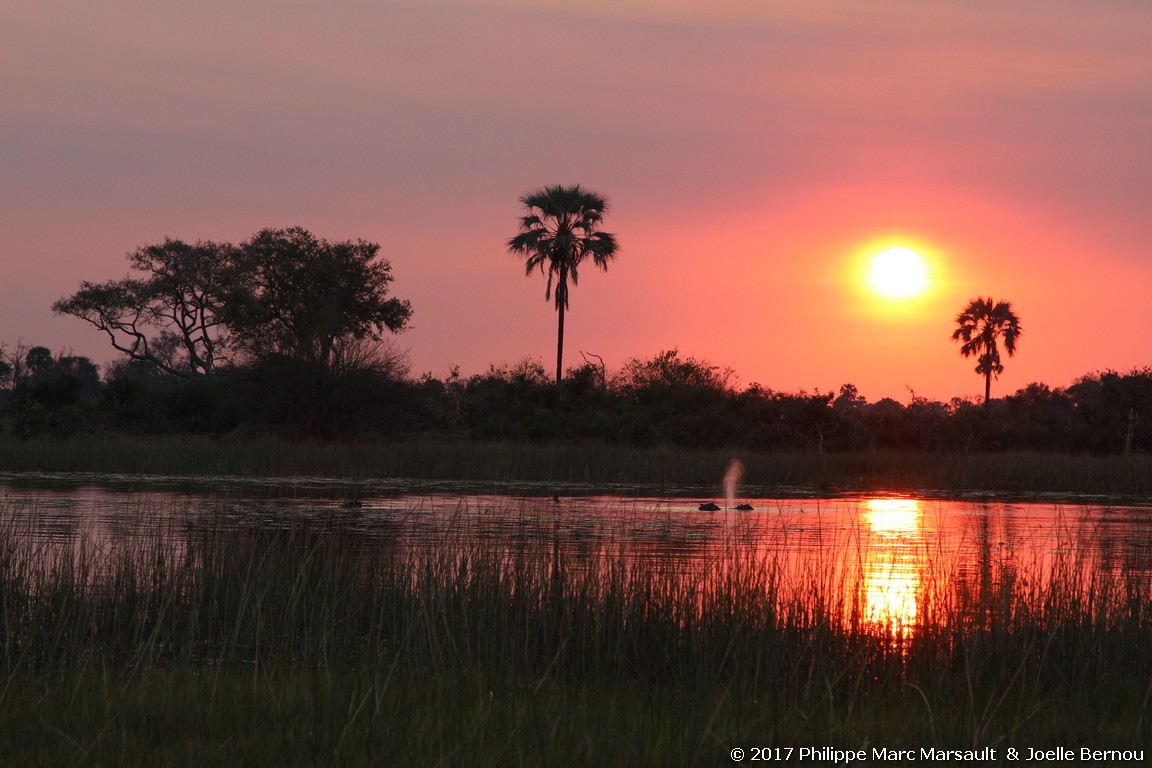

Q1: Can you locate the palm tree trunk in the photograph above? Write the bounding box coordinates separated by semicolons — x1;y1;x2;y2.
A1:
555;272;567;383
984;370;992;408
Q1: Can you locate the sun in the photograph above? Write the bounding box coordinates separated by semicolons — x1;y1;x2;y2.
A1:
867;247;928;299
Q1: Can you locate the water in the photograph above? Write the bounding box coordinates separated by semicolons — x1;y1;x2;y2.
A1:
2;473;1151;635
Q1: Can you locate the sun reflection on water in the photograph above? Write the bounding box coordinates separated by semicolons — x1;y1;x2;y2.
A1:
863;498;922;636
5;481;1152;646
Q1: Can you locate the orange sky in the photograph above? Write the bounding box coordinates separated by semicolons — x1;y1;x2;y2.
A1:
2;0;1150;403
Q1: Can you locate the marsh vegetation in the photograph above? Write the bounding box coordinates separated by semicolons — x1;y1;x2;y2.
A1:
4;434;1152;498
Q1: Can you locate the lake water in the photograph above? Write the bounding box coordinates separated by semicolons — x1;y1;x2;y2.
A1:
2;471;1151;635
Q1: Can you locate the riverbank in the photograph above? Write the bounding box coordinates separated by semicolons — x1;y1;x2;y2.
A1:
1;434;1151;497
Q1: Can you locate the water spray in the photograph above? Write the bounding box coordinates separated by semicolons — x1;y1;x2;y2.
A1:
724;459;744;511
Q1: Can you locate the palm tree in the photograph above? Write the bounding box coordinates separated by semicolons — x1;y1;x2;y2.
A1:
951;297;1022;407
508;184;619;382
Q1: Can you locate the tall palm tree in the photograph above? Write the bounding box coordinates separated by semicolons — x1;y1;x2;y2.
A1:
508;184;618;382
951;297;1022;407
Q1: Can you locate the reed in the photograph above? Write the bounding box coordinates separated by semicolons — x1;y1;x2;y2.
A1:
3;434;1152;495
0;495;1148;764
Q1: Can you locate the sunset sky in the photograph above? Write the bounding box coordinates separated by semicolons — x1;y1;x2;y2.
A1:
3;0;1150;403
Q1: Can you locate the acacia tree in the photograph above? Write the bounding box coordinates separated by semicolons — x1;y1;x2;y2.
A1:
951;296;1022;407
54;228;412;383
508;185;618;383
227;227;412;371
210;227;414;436
53;239;234;379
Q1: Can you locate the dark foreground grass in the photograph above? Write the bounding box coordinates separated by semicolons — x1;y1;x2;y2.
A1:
3;433;1152;495
4;663;1144;767
1;499;1149;765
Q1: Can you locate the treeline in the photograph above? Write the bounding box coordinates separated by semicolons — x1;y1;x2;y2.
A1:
30;223;1140;455
1;343;1149;454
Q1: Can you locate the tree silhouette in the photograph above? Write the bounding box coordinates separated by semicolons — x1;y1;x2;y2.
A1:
951;297;1022;407
53;239;235;379
54;228;411;383
508;185;618;383
228;227;412;371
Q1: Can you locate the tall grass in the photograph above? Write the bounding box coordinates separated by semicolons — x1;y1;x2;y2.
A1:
0;497;1149;764
3;433;1152;495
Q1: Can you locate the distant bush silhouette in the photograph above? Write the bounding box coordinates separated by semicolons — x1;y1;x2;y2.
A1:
7;347;100;437
3;336;1152;454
